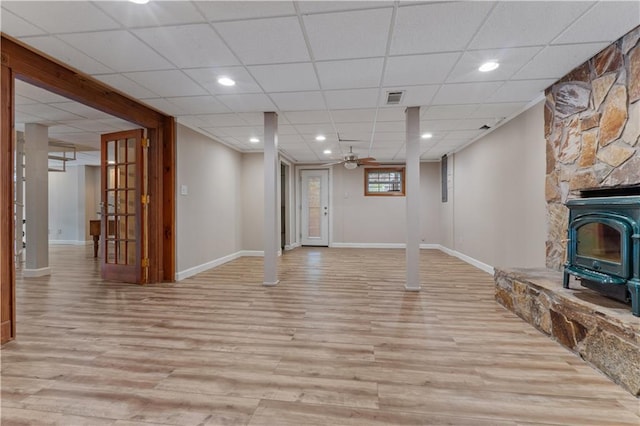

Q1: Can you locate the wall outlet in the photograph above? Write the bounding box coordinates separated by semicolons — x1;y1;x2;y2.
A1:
180;184;188;196
58;229;62;235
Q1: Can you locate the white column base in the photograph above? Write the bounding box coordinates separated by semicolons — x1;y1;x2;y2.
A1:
263;280;280;286
23;267;51;277
404;284;421;291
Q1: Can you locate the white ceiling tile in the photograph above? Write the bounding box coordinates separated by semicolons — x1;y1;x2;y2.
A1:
422;118;490;132
63;120;120;133
423;105;480;120
298;1;393;14
47;103;112;120
335;122;374;135
164;96;230;115
133;24;240;68
13;112;48;125
316;58;383;90
96;1;206;27
331;109;376;123
446;46;543;83
176;115;210;129
14;95;39;106
194;113;249;127
99;118;139;131
391;2;494;55
2;1;120;33
444;130;484;140
375;108;406;122
372;131;405;142
248;63;319;92
0;9;46;37
184;67;263;95
209;126;262;138
140;98;182;116
237;112;283;126
123;70;207;97
15;104;84;121
216;93;277;112
294;123;337;135
277;134;306;144
374;121;404;132
196;1;296;21
470;102;526;119
469;2;593;49
488;79;556;103
95;74;160;99
384;53;461;86
513;43;609;80
383;85;439;107
214;16;309;64
17;36;114;75
270;92;326;111
14;81;70;103
432;82;503;105
283;111;332;124
59;31;175;72
553;1;640;45
303;8;393;60
47;124;86;134
276;124;300;135
325;88;380;109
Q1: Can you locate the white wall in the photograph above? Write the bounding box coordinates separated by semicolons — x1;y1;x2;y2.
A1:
241;153;264;251
48;165;99;244
330;162;442;245
176;125;244;277
445;101;547;269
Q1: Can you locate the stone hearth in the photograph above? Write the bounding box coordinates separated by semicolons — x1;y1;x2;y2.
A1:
495;268;640;396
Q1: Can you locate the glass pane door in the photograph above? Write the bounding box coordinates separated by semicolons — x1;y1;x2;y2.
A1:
101;129;145;283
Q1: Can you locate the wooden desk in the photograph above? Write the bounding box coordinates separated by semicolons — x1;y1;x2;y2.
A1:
89;220;115;258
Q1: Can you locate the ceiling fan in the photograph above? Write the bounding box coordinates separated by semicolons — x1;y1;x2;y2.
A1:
323;146;380;169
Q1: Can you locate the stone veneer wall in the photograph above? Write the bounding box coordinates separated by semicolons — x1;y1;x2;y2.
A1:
546;26;640;270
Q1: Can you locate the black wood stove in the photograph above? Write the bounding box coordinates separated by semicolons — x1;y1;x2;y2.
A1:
563;189;640;317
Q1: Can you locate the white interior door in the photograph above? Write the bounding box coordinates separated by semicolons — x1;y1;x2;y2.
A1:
301;169;329;246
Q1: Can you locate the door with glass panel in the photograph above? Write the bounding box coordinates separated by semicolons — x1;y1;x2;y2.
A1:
301;169;329;246
101;129;147;283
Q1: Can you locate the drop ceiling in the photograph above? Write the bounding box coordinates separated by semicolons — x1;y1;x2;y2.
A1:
2;1;639;163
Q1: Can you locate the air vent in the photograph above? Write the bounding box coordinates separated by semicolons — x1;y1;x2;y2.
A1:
386;91;404;105
479;124;491;130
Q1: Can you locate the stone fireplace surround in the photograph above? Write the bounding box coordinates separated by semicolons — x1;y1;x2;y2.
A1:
495;26;640;396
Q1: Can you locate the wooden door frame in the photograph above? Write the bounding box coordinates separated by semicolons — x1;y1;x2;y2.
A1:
0;34;176;344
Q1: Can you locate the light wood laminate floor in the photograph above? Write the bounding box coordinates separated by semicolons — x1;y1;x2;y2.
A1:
1;246;638;425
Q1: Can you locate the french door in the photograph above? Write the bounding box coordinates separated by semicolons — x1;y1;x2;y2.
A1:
101;129;147;283
301;169;329;246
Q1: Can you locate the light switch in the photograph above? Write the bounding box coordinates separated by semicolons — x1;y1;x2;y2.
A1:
180;184;188;196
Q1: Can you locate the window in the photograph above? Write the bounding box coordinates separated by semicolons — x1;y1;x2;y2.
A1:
365;167;405;196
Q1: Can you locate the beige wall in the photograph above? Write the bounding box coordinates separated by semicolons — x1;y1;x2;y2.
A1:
330;162;442;245
448;101;547;269
241;153;264;251
176;125;243;274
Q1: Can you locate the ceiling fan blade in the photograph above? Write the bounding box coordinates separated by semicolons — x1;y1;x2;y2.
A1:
321;160;345;166
359;161;380;166
358;157;376;162
338;138;363;142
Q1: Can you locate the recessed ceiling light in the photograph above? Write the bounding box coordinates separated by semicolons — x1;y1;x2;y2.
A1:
249;137;259;143
323;149;332;155
129;0;150;4
217;76;236;86
315;135;326;142
421;133;433;139
478;61;499;72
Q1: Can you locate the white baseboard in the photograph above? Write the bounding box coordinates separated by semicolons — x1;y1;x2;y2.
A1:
284;242;301;251
23;267;51;277
49;240;91;246
175;244;494;281
176;250;273;281
330;242;406;249
436;245;494;275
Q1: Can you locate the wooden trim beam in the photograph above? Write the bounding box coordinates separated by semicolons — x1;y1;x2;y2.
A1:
1;63;16;343
1;34;164;129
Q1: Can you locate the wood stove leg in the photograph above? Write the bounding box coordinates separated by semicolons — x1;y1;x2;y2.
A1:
93;235;99;258
627;280;640;317
562;271;570;289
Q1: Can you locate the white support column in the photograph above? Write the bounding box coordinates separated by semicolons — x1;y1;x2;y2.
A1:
263;112;279;286
24;123;50;277
405;107;421;290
